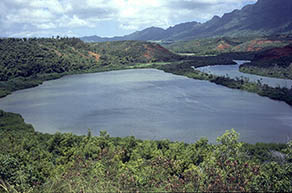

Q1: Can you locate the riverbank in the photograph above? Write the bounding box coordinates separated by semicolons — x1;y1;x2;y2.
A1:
239;65;292;80
238;44;292;80
158;60;292;106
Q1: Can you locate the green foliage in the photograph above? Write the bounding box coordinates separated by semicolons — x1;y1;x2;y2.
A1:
0;110;34;132
89;41;181;66
0;38;97;81
160;60;292;106
240;59;292;80
243;142;287;162
0;38;182;97
165;36;292;56
0;113;291;192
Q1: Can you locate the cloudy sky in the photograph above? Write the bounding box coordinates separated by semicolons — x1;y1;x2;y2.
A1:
0;0;257;38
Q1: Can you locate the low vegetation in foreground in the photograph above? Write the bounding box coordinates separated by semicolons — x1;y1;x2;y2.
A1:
0;110;291;192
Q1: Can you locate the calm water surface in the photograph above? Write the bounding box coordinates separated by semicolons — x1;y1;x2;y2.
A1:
0;68;292;143
197;60;292;88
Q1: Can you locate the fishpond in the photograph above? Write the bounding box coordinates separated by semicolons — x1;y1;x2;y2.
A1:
0;67;292;143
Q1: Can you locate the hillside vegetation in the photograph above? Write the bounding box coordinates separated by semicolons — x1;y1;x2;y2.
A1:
0;38;99;81
165;35;292;56
158;60;292;105
0;111;291;192
240;44;292;79
0;38;180;81
1;37;292;105
89;41;181;66
0;38;180;98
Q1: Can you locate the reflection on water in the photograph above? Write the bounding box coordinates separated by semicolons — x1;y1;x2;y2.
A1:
0;68;292;143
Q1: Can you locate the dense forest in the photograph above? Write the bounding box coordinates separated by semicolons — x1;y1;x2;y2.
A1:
0;38;99;97
0;110;291;192
0;37;98;81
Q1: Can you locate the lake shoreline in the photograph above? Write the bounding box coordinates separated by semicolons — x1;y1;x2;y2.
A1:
2;59;292;105
0;59;292;144
1;67;292;144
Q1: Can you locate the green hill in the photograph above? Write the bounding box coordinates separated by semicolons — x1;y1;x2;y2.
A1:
0;37;100;81
0;38;181;97
89;41;181;66
165;35;292;56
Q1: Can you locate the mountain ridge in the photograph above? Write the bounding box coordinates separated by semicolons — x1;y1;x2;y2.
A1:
81;0;292;42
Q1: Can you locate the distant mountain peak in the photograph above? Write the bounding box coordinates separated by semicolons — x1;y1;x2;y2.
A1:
81;0;292;42
211;15;220;20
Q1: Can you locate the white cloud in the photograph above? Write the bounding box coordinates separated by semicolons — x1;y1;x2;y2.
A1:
0;0;258;37
37;23;56;29
67;15;92;28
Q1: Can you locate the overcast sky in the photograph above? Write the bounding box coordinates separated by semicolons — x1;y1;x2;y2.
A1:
0;0;257;38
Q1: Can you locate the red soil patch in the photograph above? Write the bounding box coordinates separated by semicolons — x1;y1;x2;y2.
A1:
144;52;152;60
155;44;171;54
70;46;89;59
247;40;260;52
143;44;153;60
143;43;174;61
144;44;166;60
216;42;231;51
88;51;101;62
256;45;292;60
247;40;281;52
